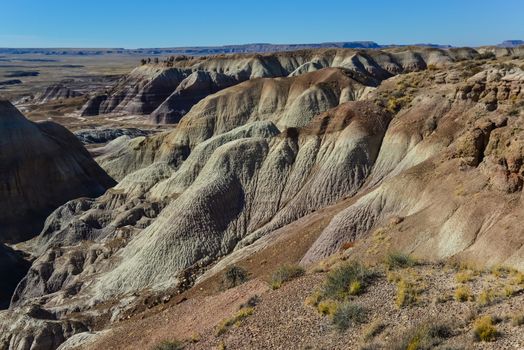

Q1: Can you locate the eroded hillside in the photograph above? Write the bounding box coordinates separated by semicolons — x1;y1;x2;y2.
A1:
1;46;524;350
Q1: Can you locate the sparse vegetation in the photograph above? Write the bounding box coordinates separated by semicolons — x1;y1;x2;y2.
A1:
396;278;419;308
304;290;322;307
239;295;260;309
363;320;386;341
385;252;417;270
270;264;305;289
320;261;375;300
152;340;184;350
332;302;366;331
473;316;498;342
455;271;474;283
215;307;254;336
454;286;472;302
222;266;248;289
491;265;511;278
511;314;524;326
393;320;451;350
349;280;363;296
478;289;495;306
317;299;338;316
503;285;515;298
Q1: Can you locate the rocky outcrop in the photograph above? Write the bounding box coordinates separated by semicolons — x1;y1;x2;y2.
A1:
96;67;376;180
33;83;82;104
0;100;116;243
149;71;237;124
4;51;524;350
74;127;155;144
81;47;477;124
0;306;87;350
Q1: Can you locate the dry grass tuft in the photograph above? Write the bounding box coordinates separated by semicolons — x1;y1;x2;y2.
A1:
385;252;417;270
473;315;498;342
270;264;305;289
396;279;418;308
454;286;472;302
215;307;254;336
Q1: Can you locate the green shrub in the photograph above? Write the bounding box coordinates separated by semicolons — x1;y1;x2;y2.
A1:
317;299;338;316
393;321;451;350
332;302;366;331
473;316;498;342
270;264;305;289
385;252;417;270
222;266;248;289
349;280;362;296
152;340;184;350
321;261;374;300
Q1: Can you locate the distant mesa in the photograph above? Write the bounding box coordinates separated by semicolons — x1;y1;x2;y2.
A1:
4;70;39;78
498;40;524;47
33;83;82;104
0;79;22;86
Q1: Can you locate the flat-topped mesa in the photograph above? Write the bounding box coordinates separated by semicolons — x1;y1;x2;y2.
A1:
81;47;480;123
0;100;116;243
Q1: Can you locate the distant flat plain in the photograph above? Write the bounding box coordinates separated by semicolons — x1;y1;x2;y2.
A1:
0;54;140;100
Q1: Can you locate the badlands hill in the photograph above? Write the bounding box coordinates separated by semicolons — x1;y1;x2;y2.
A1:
0;46;524;349
0;100;116;244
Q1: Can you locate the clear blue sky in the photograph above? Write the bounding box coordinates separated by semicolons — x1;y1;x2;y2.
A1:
1;0;523;48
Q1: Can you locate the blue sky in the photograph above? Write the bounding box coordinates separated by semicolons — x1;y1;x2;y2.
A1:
1;0;523;48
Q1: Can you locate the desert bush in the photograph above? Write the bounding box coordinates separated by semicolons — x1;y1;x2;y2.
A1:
320;261;374;300
473;316;498;342
239;295;260;309
396;279;418;308
478;289;495;306
385;252;417;270
454;286;472;302
349;280;362;296
511;314;524;326
152;340;184;350
363;320;386;341
215;307;254;336
503;286;515;298
455;271;474;283
514;272;524;285
222;266;248;289
305;290;322;307
317;299;338;316
491;265;511;278
393;320;451;350
387;271;401;283
332;302;366;331
270;264;305;289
